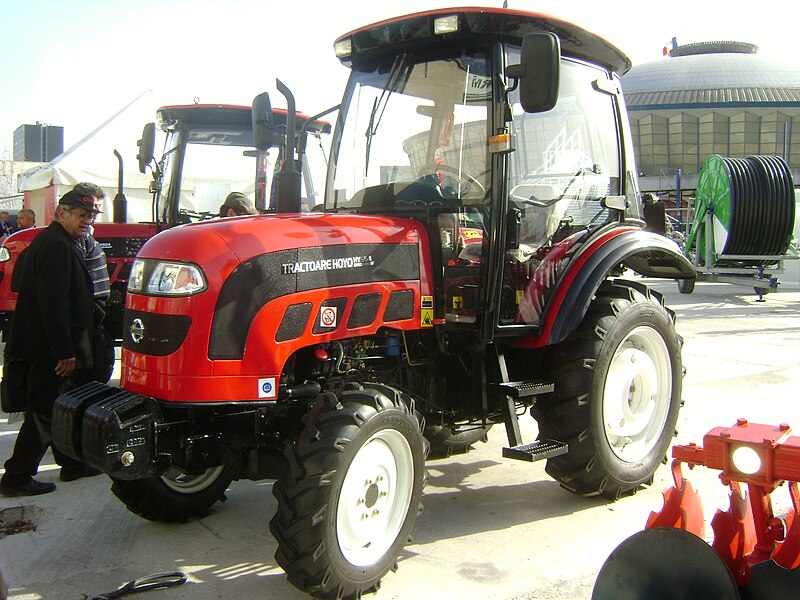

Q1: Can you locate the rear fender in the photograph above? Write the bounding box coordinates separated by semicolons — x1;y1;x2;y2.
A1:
542;229;694;346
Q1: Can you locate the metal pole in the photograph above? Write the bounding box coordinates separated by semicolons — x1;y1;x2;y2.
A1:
783;121;789;162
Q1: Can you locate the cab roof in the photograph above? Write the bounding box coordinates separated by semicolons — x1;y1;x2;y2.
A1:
156;104;330;134
335;6;631;74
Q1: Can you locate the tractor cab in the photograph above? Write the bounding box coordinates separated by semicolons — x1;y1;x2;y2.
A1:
323;9;657;343
138;104;330;223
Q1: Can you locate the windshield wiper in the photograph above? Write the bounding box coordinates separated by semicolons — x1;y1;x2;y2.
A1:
364;54;408;176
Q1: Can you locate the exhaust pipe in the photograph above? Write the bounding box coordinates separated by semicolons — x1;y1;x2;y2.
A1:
113;149;128;223
274;80;302;214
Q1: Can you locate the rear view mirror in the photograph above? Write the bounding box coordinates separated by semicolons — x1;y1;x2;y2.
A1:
252;92;274;151
506;32;561;113
136;122;156;174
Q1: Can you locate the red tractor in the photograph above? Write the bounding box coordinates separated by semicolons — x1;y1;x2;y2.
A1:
52;7;695;599
0;104;328;339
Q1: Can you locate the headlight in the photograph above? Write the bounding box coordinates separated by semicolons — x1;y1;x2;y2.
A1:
127;259;207;296
147;262;206;295
731;445;761;475
0;246;10;263
334;37;352;58
128;259;145;292
433;15;459;35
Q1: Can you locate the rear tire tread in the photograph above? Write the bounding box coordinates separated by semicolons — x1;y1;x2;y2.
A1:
533;279;683;499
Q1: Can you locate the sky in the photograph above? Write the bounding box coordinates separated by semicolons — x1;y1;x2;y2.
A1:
1;0;797;160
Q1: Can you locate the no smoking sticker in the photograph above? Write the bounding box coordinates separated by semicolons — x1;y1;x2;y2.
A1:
319;306;338;328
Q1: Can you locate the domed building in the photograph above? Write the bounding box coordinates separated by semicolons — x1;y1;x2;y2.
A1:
621;41;800;194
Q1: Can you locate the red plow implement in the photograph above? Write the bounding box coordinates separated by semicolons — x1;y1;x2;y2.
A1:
594;420;800;599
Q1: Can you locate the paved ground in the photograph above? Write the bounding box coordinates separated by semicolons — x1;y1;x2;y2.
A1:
2;278;799;599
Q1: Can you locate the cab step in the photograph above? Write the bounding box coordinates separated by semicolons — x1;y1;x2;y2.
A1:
503;439;568;462
490;380;554;399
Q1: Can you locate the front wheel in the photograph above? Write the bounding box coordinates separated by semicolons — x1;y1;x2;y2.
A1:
111;465;234;523
533;280;683;499
271;384;428;599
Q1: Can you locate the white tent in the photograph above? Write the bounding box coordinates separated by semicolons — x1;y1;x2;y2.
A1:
18;90;158;225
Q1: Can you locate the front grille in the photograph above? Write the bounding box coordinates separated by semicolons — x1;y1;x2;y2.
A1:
96;237;150;259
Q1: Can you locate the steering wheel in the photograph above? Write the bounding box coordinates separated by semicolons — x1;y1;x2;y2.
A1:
510;166;599;208
178;208;217;222
417;164;487;201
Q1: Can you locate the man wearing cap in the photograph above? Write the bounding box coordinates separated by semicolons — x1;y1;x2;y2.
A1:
0;187;104;496
219;192;258;217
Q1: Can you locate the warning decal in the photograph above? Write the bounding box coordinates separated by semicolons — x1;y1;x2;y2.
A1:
319;306;338;328
421;309;433;328
421;295;433;327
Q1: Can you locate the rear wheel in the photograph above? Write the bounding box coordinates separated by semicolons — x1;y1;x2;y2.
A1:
533;280;683;499
111;465;234;522
271;384;428;599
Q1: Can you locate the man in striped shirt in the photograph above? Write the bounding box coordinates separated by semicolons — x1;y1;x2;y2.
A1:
72;182;110;304
72;182;113;383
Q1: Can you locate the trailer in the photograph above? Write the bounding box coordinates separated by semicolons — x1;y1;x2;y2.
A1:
678;154;797;298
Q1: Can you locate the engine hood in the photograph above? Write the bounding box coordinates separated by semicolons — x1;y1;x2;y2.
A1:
122;212;434;394
137;213;426;267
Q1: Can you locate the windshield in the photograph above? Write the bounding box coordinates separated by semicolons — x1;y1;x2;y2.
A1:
328;51;491;210
162;129;261;220
160;125;326;221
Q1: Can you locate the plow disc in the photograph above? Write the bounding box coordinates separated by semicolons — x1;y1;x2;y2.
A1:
739;560;800;599
592;527;739;599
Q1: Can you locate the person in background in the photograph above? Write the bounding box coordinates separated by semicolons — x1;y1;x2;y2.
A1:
219;192;258;217
10;209;35;233
0;212;11;238
0;188;104;497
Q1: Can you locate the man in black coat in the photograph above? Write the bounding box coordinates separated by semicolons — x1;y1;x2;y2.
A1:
0;189;103;496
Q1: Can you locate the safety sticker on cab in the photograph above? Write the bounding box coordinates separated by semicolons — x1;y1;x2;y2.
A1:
421;295;433;328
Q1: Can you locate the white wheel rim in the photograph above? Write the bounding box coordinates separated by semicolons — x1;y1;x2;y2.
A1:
161;465;225;494
603;325;672;463
336;428;415;567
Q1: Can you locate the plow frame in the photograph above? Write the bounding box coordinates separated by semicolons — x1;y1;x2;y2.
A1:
647;419;800;586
